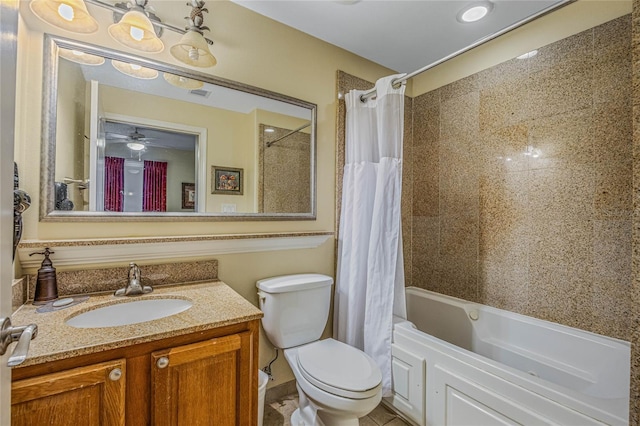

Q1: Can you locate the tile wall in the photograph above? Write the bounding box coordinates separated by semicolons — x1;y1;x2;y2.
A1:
411;15;634;341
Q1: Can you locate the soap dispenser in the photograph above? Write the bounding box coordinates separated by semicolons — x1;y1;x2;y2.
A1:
29;248;58;305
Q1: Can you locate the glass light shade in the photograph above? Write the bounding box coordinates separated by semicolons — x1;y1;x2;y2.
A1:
163;73;204;90
111;60;158;80
59;48;105;66
170;30;217;68
108;10;164;53
127;142;145;151
29;0;98;33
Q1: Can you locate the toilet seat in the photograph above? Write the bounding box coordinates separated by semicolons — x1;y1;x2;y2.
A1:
296;339;382;399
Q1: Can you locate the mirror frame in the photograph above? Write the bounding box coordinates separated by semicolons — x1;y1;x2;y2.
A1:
40;34;317;222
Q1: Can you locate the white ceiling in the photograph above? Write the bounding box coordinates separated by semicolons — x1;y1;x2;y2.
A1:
231;0;565;73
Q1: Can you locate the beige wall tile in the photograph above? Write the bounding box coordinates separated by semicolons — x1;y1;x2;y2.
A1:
410;16;633;348
440;92;480;141
479;78;529;132
527;109;594;171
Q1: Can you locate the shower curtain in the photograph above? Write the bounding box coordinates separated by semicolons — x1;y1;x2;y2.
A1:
335;74;407;397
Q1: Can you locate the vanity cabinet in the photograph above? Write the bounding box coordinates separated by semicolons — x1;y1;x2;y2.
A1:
151;332;253;426
11;321;259;426
12;359;126;426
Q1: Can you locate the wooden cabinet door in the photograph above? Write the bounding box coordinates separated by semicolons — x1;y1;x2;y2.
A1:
151;332;253;426
12;359;126;426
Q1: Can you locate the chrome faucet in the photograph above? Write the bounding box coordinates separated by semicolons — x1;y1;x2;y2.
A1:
114;262;153;296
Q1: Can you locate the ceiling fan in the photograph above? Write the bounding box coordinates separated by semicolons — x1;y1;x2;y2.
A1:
106;127;156;143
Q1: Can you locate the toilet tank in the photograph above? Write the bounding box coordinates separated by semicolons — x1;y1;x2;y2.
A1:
257;274;333;349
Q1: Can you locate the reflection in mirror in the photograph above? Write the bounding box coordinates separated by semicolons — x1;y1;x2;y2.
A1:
259;124;311;214
44;35;316;220
102;121;197;213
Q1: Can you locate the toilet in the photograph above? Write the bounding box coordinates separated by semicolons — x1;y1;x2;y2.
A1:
257;274;382;426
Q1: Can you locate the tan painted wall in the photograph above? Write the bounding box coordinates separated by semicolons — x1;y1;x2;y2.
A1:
412;0;633;96
14;0;393;388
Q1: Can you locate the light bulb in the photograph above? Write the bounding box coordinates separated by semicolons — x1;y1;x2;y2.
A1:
461;6;488;22
130;26;144;41
457;2;493;23
57;3;74;21
130;64;142;70
72;50;83;56
188;47;199;61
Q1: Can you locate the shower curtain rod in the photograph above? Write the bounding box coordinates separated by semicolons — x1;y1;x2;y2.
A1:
266;123;312;147
360;0;575;103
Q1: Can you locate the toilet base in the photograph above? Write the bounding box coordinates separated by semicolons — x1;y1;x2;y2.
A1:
292;382;364;426
291;409;306;426
291;407;360;426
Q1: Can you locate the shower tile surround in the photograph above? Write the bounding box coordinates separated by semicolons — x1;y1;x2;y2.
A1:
338;13;637;424
410;15;633;339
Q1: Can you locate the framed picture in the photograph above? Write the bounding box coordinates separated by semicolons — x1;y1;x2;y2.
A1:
212;166;243;195
182;182;195;209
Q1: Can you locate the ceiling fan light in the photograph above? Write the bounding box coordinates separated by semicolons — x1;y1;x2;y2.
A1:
170;30;217;68
111;59;158;80
127;142;145;151
108;9;164;53
58;47;105;66
163;73;204;90
29;0;98;33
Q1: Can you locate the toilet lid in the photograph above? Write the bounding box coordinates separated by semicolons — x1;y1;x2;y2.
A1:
296;339;382;399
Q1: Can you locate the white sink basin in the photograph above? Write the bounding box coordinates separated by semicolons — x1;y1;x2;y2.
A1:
66;298;193;328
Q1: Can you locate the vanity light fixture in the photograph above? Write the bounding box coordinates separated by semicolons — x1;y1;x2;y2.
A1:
108;0;164;53
58;47;105;65
170;1;217;68
163;72;204;90
111;59;159;80
457;2;493;23
29;0;99;33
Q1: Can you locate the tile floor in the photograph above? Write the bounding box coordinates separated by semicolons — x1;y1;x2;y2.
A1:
263;393;410;426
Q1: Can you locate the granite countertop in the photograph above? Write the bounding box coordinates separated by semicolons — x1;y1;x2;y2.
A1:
10;281;263;368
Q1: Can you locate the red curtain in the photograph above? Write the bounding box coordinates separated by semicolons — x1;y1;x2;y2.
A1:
143;160;167;212
104;156;124;212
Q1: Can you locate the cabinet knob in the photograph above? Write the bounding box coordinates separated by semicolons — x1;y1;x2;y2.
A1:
157;357;169;369
109;368;122;381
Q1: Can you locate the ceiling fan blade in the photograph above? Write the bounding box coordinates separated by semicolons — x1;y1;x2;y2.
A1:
105;133;129;139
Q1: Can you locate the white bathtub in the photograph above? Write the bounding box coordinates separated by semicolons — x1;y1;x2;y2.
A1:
385;287;630;426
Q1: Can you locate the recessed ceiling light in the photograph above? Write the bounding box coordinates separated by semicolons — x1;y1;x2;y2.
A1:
517;50;538;60
457;2;493;23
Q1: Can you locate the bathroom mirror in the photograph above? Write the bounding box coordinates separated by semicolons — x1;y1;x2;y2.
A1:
41;35;316;221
